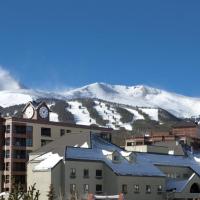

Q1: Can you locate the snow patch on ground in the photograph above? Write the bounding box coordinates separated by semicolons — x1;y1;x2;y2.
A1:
140;108;159;121
94;101;133;130
67;101;96;125
125;108;144;120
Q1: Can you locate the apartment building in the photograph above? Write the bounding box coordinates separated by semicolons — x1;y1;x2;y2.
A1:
0;101;112;192
28;134;200;200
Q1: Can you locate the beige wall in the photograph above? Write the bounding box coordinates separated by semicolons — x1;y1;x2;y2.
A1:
65;160;166;200
125;145;168;154
27;162;51;200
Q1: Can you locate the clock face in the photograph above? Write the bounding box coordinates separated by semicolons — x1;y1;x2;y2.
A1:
25;106;34;119
39;106;49;119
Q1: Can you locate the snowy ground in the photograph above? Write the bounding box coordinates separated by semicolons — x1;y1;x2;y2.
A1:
125;107;144;120
140;108;159;121
67;101;96;125
94;101;133;130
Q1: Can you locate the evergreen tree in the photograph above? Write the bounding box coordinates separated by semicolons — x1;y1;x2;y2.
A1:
47;184;56;200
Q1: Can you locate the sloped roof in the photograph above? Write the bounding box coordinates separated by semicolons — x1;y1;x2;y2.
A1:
66;135;200;177
66;135;165;177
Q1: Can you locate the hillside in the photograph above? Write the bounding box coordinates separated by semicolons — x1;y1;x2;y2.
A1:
0;97;181;132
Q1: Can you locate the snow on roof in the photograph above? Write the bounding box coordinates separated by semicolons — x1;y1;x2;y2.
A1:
66;135;200;177
33;153;63;171
81;142;89;148
102;150;112;156
66;135;165;177
120;151;132;157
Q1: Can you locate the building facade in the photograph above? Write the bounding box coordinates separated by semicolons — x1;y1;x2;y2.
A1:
28;134;200;200
0;101;112;192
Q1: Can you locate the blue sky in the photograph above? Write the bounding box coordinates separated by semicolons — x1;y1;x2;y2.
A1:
0;1;200;96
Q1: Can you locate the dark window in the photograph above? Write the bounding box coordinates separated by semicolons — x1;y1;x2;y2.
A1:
127;142;133;146
13;163;26;171
26;126;33;134
5;138;10;146
122;184;127;194
60;129;65;136
113;155;120;161
190;183;200;193
14;125;26;134
70;168;76;178
96;185;102;194
146;185;151;193
5;150;10;158
15;175;25;184
96;170;102;178
13;150;26;159
26;138;33;147
66;130;71;133
83;169;89;178
5;163;9;171
41;128;51;137
13;138;26;146
134;185;139;193
83;184;89;193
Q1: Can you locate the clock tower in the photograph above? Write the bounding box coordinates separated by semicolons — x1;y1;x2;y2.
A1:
22;101;50;121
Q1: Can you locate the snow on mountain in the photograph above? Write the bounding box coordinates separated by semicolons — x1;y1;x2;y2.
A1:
67;101;97;125
140;108;159;121
63;83;200;118
0;81;200;119
94;100;133;130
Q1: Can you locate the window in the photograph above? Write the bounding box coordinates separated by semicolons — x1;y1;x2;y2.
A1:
146;185;151;193
83;169;89;178
5;175;9;183
5;163;9;171
96;185;102;194
113;155;120;162
5;125;10;133
5;138;10;146
26;126;33;134
96;170;102;179
70;168;76;178
70;184;76;194
26;138;33;147
41;128;51;137
122;184;127;194
127;142;133;146
157;185;162;193
14;125;26;134
83;184;89;193
134;185;139;193
5;150;10;158
66;130;71;133
60;129;65;136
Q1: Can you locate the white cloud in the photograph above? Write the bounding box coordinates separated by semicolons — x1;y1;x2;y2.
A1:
0;66;22;90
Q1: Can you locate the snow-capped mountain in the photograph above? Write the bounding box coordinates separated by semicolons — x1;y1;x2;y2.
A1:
0;82;200;119
63;83;200;118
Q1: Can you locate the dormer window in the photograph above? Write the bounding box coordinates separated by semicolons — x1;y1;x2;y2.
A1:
113;155;120;161
112;151;121;163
